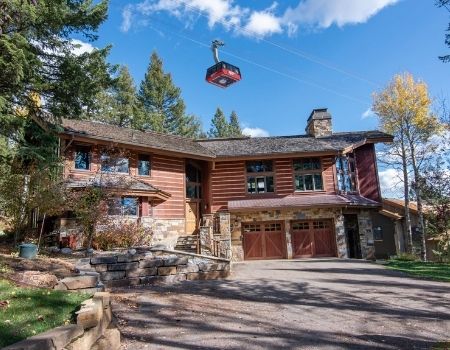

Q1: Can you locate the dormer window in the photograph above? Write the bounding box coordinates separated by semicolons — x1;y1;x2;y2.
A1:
336;154;357;192
293;158;324;192
246;160;274;194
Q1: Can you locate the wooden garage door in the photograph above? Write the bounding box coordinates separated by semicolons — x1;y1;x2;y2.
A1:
243;222;285;260
291;220;336;258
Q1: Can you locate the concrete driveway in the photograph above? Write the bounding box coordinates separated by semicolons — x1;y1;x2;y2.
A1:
111;259;450;350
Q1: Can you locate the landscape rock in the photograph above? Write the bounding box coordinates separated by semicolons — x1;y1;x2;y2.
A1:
61;247;73;255
21;271;58;288
158;266;177;276
61;275;98;290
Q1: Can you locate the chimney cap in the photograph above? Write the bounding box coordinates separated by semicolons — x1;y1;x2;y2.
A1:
308;108;331;122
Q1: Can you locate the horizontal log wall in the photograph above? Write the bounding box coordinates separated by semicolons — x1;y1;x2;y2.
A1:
63;142;186;219
210;157;337;212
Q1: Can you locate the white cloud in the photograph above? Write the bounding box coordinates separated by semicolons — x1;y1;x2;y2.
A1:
121;5;133;32
283;0;399;30
242;127;269;137
70;39;96;56
243;8;282;37
378;168;403;198
361;108;375;119
120;0;399;38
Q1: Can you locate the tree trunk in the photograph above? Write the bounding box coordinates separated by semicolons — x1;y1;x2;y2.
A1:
400;131;413;253
408;137;427;261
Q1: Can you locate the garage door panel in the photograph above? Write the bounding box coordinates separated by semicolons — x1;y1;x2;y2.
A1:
292;230;313;257
243;232;264;260
265;232;284;258
291;220;336;258
243;222;285;260
314;229;334;256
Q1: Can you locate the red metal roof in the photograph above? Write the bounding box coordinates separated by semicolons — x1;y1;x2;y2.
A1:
228;194;380;211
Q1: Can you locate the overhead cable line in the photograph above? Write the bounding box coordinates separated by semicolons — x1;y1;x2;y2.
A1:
174;0;381;88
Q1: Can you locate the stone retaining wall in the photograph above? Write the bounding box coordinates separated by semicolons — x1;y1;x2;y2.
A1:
85;248;230;288
4;292;119;350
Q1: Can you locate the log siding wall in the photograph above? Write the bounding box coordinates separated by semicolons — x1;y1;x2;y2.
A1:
209;157;338;212
63;142;186;219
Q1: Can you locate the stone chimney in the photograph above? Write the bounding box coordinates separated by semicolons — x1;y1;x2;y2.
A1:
305;108;332;138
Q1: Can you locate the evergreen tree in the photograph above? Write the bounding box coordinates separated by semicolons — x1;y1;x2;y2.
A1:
0;0;112;128
87;66;143;128
208;108;229;138
436;0;450;62
137;51;202;137
228;110;243;137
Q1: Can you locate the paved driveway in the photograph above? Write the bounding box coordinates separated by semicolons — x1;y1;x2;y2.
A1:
112;259;450;350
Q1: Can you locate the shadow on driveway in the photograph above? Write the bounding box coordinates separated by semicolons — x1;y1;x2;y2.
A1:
112;259;450;350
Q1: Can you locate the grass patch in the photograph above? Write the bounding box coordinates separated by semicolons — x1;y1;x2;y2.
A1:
0;279;90;347
385;260;450;282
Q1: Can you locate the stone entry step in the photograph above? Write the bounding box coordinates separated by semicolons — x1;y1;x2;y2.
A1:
175;235;199;253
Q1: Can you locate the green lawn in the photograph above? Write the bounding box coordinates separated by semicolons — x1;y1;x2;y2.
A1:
0;279;90;347
385;260;450;282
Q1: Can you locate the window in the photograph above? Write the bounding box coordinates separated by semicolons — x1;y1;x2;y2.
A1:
336;154;356;192
373;226;383;241
108;197;138;216
186;163;202;199
293;158;324;192
74;146;90;170
246;161;274;194
138;154;151;176
101;153;129;174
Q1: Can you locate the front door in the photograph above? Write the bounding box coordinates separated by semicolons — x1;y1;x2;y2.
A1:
185;201;199;234
344;214;362;259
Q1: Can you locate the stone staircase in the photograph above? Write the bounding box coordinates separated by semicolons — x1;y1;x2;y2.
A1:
174;235;199;254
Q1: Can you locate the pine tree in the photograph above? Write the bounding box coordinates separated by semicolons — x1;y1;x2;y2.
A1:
137;51;202;137
228;110;243;137
208;108;229;138
87;66;143;128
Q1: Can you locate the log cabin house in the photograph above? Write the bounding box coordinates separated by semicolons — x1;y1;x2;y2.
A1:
58;108;392;261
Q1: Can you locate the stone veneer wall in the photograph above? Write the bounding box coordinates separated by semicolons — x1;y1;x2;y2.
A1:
89;249;230;288
357;210;375;259
141;218;185;249
230;208;376;261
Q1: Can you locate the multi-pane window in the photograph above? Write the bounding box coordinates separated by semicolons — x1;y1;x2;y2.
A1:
108;197;138;216
336;154;357;192
74;146;90;170
138;154;151;176
293;158;324;192
100;153;129;174
186;163;202;199
246;161;274;194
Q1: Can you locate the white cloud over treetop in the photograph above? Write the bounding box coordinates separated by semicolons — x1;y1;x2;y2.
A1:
121;0;399;38
242;127;270;137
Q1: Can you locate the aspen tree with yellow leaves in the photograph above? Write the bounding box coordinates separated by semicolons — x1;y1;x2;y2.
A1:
373;73;442;261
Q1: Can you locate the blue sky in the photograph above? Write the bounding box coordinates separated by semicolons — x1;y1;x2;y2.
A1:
72;0;449;197
78;0;450;138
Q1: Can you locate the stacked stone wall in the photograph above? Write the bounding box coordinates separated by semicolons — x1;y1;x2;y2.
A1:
89;249;230;288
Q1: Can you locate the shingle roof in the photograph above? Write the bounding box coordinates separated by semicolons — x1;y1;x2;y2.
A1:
60;119;392;159
60;119;215;159
65;175;170;197
196;131;392;157
228;194;380;211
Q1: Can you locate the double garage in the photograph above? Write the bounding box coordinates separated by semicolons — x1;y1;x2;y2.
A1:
242;219;337;260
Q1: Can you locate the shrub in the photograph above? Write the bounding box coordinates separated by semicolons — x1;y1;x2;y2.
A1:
393;252;418;261
92;221;152;251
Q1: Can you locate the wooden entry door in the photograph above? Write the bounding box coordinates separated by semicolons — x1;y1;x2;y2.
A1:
185;201;199;234
242;222;285;260
291;220;336;258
